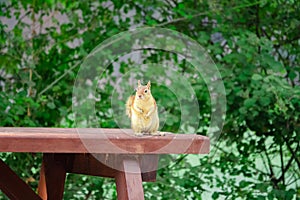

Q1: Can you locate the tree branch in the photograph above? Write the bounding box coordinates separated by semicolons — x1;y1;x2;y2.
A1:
263;145;279;189
283;121;300;170
279;143;285;185
156;1;261;27
156;12;209;27
277;142;300;184
255;3;261;54
286;139;300;170
37;60;81;97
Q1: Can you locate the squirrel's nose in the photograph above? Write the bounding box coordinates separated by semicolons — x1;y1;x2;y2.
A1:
138;95;142;98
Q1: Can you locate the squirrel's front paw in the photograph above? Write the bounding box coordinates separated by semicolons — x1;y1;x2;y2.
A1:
137;107;144;113
134;132;143;137
150;131;165;136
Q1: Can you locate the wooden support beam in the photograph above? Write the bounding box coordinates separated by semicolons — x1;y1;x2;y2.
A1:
66;153;117;178
115;158;144;200
38;154;67;200
37;153;158;200
0;159;42;200
67;154;158;182
37;162;46;199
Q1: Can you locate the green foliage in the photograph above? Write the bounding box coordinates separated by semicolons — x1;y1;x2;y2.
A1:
1;0;300;199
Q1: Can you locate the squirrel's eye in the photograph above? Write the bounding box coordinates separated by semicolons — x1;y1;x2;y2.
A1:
144;89;147;93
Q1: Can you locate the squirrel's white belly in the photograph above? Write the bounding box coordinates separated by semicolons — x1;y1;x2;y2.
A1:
131;110;159;133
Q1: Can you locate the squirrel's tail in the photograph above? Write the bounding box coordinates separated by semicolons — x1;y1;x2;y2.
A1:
126;95;135;118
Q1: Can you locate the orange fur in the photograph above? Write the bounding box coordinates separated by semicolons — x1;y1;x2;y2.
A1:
125;80;162;136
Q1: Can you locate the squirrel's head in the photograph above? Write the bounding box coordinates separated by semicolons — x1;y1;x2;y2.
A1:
135;80;152;100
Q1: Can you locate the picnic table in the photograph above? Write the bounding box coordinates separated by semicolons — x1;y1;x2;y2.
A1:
0;128;210;200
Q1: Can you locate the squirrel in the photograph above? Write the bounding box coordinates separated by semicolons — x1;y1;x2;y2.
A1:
126;80;164;136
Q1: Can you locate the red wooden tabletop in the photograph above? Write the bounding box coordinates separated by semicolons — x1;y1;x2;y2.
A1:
0;128;209;154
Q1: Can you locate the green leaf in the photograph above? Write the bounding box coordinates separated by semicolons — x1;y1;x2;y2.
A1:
244;98;256;108
47;102;56;109
252;74;262;81
212;192;219;199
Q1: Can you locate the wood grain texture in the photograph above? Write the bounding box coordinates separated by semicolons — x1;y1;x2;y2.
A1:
66;154;158;182
0;159;42;200
116;159;144;200
37;162;46;199
38;154;67;200
0;128;210;154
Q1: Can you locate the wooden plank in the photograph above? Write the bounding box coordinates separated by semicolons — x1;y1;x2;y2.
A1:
0;159;42;200
0;128;210;154
37;162;46;199
115;159;144;200
66;154;117;178
66;154;157;182
38;154;67;200
140;154;158;182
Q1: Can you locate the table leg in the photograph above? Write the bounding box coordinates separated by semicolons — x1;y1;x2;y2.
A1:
37;162;46;199
0;159;41;200
38;154;66;200
37;154;158;200
140;154;158;182
115;158;144;200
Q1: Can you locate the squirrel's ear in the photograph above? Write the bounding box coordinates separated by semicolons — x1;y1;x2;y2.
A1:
147;81;151;89
138;80;141;87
